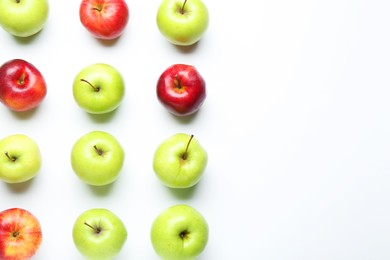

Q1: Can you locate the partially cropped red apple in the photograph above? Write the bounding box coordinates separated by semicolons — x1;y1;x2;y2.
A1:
0;59;47;112
157;64;206;116
79;0;130;40
0;208;42;260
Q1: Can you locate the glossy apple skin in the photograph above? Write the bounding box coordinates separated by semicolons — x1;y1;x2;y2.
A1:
0;0;49;37
80;0;129;40
72;208;127;259
153;133;208;188
0;59;47;112
157;64;206;116
151;204;209;260
156;0;209;46
0;208;42;260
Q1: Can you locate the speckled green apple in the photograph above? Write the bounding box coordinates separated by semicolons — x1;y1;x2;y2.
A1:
151;204;209;260
71;131;125;186
0;0;49;37
153;133;208;188
156;0;209;46
73;63;125;114
0;134;42;183
72;208;127;259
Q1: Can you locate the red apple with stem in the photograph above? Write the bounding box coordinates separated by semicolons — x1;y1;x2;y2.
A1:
157;64;206;116
0;208;42;260
0;59;47;112
79;0;130;40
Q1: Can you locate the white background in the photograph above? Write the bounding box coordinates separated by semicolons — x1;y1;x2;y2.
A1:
1;0;390;259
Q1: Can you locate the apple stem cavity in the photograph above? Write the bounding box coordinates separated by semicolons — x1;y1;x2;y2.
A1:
182;134;194;160
94;145;104;156
5;152;17;162
18;73;26;85
180;230;190;240
81;79;100;92
180;0;188;14
174;74;183;90
84;222;102;234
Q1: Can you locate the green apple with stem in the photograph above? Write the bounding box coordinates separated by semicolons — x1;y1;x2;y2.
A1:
0;134;41;183
0;0;49;37
151;204;209;260
71;130;125;186
153;133;207;189
72;208;127;259
156;0;209;46
73;63;125;114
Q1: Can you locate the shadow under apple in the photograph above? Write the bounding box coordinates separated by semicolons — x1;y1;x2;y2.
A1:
169;109;201;125
87;107;119;124
88;181;116;197
12;29;43;44
10;106;40;120
167;181;201;200
172;40;200;54
4;178;35;194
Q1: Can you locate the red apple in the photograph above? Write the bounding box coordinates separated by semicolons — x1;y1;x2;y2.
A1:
157;64;206;116
79;0;130;40
0;59;47;112
0;208;42;260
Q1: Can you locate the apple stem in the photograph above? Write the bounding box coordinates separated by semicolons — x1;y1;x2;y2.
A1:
94;145;104;156
16;0;21;3
4;152;16;162
182;134;194;160
84;222;101;234
174;74;183;89
12;231;20;237
80;79;100;92
180;0;188;14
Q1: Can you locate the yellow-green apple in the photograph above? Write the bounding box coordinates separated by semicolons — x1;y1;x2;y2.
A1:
157;64;206;117
156;0;209;46
71;130;125;186
153;133;207;189
0;208;42;260
73;63;125;114
0;0;49;37
0;59;47;112
151;204;209;260
79;0;130;40
72;208;127;259
0;134;42;184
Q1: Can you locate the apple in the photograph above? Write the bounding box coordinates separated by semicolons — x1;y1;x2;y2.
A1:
73;63;125;114
156;0;209;46
0;59;47;112
71;130;125;186
153;133;207;189
72;208;127;259
0;0;49;37
79;0;129;40
0;208;42;260
0;134;42;184
157;64;206;117
151;204;209;260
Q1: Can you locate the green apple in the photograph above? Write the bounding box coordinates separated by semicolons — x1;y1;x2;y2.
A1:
151;204;209;260
156;0;209;46
73;63;125;114
0;134;41;183
71;131;125;186
0;0;49;37
153;133;207;189
72;208;127;259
